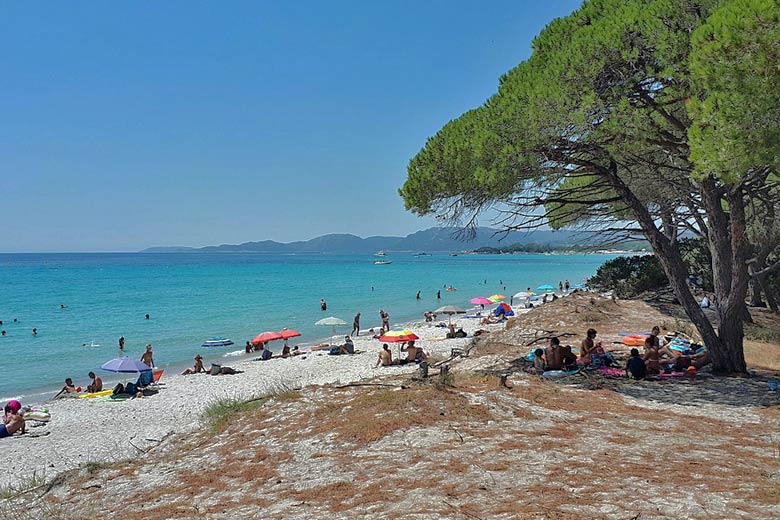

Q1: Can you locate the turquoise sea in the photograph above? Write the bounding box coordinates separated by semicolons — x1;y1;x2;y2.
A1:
0;252;617;402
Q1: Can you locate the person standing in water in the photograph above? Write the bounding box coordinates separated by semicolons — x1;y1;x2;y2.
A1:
118;336;125;353
416;291;421;300
320;299;327;311
32;328;37;336
437;290;441;300
352;313;361;336
145;314;150;320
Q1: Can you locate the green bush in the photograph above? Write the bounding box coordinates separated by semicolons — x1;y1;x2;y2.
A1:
589;255;668;298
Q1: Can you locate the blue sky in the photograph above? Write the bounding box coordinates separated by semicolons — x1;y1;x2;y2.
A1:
1;0;581;252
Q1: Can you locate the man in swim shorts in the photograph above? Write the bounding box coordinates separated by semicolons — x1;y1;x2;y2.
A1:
87;372;103;393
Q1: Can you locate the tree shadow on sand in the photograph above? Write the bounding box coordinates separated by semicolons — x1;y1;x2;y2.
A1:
495;356;780;409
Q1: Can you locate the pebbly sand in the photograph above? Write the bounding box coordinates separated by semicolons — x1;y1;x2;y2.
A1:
0;315;500;487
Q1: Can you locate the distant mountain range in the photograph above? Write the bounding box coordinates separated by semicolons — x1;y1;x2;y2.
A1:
140;227;609;254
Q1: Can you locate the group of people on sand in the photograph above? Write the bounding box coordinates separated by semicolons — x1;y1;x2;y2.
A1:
375;340;427;367
531;325;710;379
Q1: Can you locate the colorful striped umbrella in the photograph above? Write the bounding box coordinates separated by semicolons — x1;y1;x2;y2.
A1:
488;294;507;302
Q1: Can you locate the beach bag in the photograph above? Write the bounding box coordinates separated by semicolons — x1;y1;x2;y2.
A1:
261;349;272;361
125;382;137;395
112;383;125;396
210;364;222;375
329;346;341;355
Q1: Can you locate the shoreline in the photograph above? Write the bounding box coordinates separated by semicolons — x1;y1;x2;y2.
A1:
0;314;499;487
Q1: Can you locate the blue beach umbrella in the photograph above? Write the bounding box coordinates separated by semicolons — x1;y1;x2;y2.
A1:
101;357;152;373
536;284;556;291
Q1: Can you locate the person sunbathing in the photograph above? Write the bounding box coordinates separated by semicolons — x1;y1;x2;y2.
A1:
625;348;647;379
580;329;601;365
338;336;355;355
1;408;25;438
182;354;205;375
642;338;662;374
545;337;577;371
532;348;545;373
376;344;393;367
54;378;80;398
400;341;424;364
87;372;103;393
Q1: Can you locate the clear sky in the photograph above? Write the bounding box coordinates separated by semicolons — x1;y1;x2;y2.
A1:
1;0;581;252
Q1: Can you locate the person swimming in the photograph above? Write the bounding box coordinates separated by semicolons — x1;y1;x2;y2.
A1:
32;328;37;336
145;314;150;320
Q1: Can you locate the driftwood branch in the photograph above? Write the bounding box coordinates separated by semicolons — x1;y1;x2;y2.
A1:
525;332;575;346
335;382;409;390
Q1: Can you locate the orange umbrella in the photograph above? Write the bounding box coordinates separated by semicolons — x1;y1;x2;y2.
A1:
379;329;419;342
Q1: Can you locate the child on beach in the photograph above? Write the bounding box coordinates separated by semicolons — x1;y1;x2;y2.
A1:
626;348;647;379
532;348;545;373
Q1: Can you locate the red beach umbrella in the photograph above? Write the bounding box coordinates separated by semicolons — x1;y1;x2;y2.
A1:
251;331;283;345
278;329;301;340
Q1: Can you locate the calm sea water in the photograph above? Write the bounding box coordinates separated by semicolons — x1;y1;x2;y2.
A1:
0;252;616;402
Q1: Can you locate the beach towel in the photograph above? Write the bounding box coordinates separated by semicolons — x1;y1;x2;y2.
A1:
542;369;579;378
597;367;626;378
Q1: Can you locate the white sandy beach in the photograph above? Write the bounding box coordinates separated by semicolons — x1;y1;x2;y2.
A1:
0;316;499;487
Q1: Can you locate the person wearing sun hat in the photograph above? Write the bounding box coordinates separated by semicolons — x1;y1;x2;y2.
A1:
181;354;206;375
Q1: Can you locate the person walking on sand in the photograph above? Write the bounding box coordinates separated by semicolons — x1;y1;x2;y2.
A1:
352;313;361;336
141;344;155;368
320;299;327;311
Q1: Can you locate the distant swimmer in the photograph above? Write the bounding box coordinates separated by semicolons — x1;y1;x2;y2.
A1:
1;331;5;336
0;320;3;326
371;286;374;292
416;291;421;300
118;336;125;352
60;304;67;309
145;314;150;320
437;290;441;299
32;328;37;336
320;299;327;311
13;318;17;323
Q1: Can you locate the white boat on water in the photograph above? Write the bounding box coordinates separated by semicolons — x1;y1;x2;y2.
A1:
374;260;393;265
374;251;387;257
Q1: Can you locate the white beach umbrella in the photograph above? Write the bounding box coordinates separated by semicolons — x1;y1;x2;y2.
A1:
433;305;466;325
315;316;347;344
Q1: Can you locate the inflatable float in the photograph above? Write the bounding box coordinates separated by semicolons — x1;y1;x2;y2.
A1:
621;334;648;346
78;389;113;399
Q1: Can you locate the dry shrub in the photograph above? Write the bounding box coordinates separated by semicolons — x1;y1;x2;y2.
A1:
308;386;493;443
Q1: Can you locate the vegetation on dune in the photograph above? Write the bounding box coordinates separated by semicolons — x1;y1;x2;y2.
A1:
400;0;780;374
